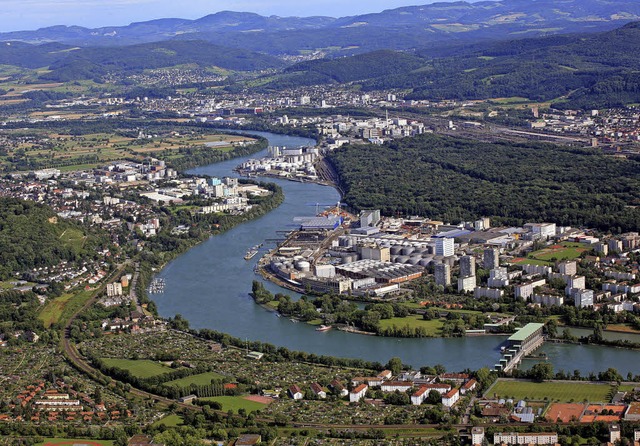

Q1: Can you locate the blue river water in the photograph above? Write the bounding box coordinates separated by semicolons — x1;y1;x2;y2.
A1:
153;131;640;375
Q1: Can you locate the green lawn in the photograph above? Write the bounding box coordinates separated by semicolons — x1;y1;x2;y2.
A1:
164;372;226;388
524;242;588;263
100;358;172;379
199;396;268;414
486;379;613;402
59;228;86;251
39;289;93;328
378;315;444;336
152;414;184;427
37;439;114;446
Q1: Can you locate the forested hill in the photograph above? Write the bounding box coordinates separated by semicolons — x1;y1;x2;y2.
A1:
0;198;108;279
326;135;640;233
254;21;640;109
0;40;284;82
260;51;426;90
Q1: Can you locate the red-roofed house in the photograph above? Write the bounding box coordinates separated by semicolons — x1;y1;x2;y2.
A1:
381;381;413;392
461;378;477;395
350;384;368;403
289;385;303;400
442;388;460;408
411;386;429;406
310;382;326;399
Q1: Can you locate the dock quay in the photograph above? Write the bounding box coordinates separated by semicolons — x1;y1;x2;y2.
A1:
495;323;545;373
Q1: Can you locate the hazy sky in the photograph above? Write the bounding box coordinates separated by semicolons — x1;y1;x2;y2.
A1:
1;0;472;32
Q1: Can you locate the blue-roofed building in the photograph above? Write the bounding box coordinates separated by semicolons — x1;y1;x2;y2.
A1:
298;215;343;231
434;229;471;239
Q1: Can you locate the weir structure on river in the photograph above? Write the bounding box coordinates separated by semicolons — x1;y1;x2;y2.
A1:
495;323;545;373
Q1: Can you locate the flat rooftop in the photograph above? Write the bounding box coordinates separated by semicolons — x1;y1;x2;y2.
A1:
508;323;545;342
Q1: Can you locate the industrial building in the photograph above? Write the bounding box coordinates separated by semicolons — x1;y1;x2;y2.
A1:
297;215;343;231
505;323;544;351
336;260;423;284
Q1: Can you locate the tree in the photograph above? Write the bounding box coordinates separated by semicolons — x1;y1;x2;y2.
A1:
546;319;558;338
598;368;623;382
529;362;554;382
386;357;403;376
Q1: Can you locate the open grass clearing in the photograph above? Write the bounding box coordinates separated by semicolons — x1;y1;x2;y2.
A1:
38;289;93;328
152;414;184;427
378;315;444;336
164;371;227;388
486;379;613;402
100;358;172;379
59;228;86;251
199;395;268;414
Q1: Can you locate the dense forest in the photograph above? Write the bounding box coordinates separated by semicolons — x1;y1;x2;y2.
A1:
0;198;109;279
326;134;640;232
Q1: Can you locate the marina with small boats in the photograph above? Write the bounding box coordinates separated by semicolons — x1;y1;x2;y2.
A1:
148;278;165;294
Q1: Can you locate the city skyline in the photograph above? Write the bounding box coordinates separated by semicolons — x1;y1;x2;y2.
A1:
1;0;476;33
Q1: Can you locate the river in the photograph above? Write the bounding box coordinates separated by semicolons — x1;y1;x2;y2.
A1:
153;131;640;375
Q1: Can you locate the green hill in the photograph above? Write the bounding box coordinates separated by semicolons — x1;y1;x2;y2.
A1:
0;198;108;279
40;40;284;81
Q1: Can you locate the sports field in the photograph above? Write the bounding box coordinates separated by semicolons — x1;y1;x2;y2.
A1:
100;358;172;378
199;396;269;413
513;242;587;266
486;379;613;402
164;371;226;388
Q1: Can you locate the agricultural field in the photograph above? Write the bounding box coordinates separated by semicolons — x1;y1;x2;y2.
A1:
199;395;269;414
0;127;254;172
100;358;172;379
379;315;444;336
486;379;614;402
163;371;227;388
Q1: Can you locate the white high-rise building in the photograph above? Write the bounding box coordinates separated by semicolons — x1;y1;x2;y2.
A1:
435;238;454;257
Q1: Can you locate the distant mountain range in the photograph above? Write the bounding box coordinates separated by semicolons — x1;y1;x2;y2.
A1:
258;21;640;109
2;0;640;54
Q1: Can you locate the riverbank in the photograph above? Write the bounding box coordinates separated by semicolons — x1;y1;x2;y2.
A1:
151;131;640;375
